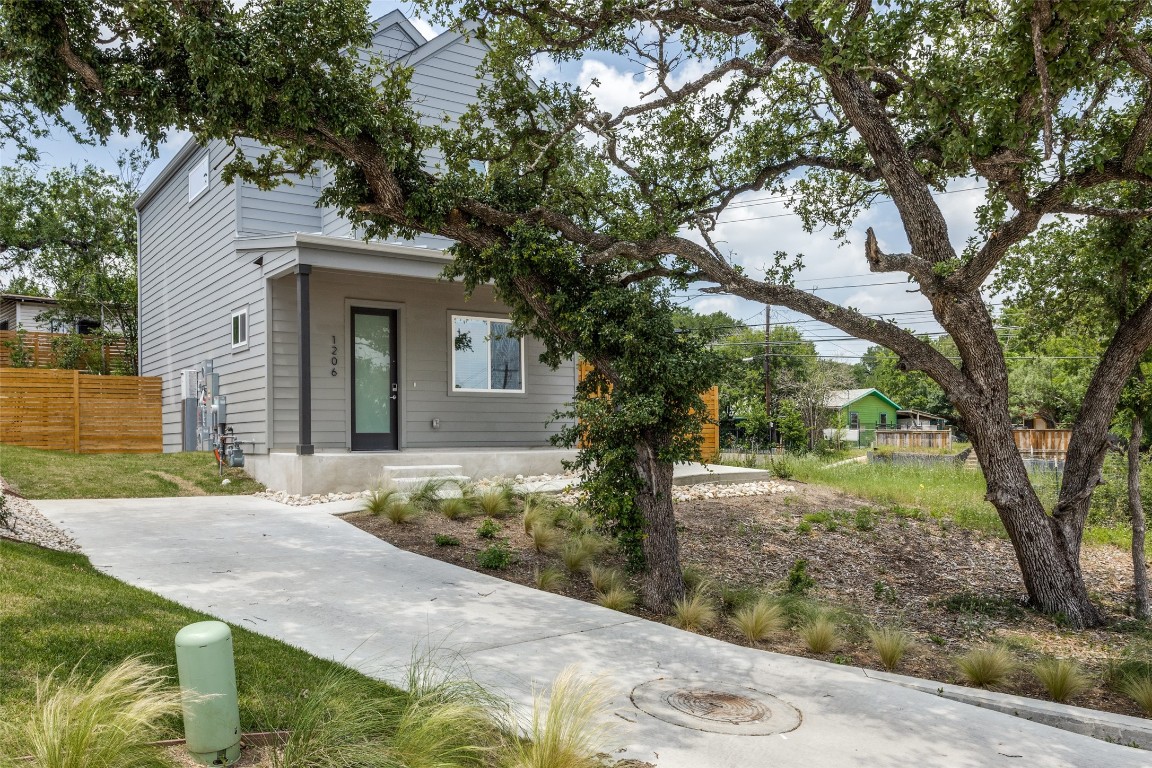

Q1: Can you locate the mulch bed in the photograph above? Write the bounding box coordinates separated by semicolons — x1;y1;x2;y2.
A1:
345;481;1150;720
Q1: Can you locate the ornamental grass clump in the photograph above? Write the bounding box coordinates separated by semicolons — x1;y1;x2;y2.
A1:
363;487;419;523
407;477;452;512
798;614;840;654
476;487;514;519
529;522;563;554
587;564;626;595
1119;672;1152;715
728;599;787;645
439;495;477;521
868;626;913;672
596;587;637;613
7;657;183;768
560;537;599;574
669;591;718;633
1033;657;1092;704
535;566;568;592
504;667;613;768
956;645;1017;689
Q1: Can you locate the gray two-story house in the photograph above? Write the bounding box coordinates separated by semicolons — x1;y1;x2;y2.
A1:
135;11;576;493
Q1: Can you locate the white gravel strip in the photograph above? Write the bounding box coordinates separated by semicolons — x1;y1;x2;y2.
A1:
0;482;82;553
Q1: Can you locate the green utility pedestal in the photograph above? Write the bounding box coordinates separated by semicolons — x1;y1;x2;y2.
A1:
175;621;242;766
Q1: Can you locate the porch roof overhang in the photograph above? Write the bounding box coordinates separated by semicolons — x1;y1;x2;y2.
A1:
897;408;949;422
234;232;453;280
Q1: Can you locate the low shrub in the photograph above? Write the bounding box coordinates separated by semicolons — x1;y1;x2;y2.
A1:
476;518;501;539
433;534;461;547
718;584;761;614
868;626;912;671
728;599;786;645
1033;657;1092;704
785;559;816;595
798;615;840;654
956;645;1017;689
476;543;515;570
669;591;718;633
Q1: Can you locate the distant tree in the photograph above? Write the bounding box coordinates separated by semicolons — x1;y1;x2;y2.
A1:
855;339;957;424
778;361;855;451
0;162;139;373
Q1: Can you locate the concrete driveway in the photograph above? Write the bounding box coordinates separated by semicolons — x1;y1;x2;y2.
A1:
33;495;1147;768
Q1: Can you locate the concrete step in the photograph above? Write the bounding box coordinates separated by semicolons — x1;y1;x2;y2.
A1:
390;475;471;493
381;464;466;480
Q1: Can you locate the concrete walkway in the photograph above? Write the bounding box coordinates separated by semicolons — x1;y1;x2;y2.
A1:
33;496;1146;768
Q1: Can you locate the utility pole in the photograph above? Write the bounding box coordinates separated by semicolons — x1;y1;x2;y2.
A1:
764;305;772;442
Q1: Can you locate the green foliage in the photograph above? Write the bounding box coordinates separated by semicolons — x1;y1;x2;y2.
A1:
868;627;912;671
476;518;501;539
407;477;452;513
1032;657;1092;704
680;564;712;594
956;646;1017;689
0;162;141;373
528;521;563;553
559;536;600;574
785;559;816;595
0;495;10;530
728;599;786;645
433;534;460;547
2;328;33;368
476;486;515;519
1119;673;1152;715
798;615;840;655
439;495;477;521
476;543;515;570
4;657;182;768
940;592;1026;621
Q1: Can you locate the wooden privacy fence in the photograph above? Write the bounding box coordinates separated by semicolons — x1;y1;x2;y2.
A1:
0;330;129;370
1013;428;1072;458
0;368;162;453
874;429;953;450
576;361;720;459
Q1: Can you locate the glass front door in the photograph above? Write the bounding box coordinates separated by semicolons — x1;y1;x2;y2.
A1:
351;307;398;450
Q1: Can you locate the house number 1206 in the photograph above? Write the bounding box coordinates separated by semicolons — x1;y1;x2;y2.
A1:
330;335;338;376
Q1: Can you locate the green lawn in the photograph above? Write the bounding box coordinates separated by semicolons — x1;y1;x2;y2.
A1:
0;444;264;498
0;540;398;747
776;454;1145;549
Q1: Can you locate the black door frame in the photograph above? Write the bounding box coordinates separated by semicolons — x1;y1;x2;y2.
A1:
350;306;399;451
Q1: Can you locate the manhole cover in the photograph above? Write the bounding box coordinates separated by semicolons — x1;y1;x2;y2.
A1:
631;678;801;735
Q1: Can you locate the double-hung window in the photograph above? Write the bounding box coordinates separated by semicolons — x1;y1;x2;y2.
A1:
451;315;523;392
231;308;248;349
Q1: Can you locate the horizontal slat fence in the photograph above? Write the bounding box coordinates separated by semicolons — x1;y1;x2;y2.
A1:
874;429;953;450
0;330;128;370
1012;428;1072;457
0;369;162;453
576;360;720;458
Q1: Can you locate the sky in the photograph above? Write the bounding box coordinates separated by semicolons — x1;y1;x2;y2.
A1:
7;1;998;363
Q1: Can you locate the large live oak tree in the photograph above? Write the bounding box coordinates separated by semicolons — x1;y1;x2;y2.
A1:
6;0;1152;625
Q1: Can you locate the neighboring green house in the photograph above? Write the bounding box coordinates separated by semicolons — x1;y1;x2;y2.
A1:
823;388;901;445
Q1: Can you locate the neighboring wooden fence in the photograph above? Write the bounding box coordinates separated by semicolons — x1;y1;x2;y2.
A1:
0;330;129;370
576;360;720;459
0;368;162;453
874;429;953;451
1013;428;1072;458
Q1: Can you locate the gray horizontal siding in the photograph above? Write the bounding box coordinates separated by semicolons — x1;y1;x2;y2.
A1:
268;267;573;451
236;138;322;236
137;141;269;452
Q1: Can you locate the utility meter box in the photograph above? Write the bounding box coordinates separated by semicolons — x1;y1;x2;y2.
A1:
175;621;241;766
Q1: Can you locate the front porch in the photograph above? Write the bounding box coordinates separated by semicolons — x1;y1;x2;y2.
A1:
247;447;579;495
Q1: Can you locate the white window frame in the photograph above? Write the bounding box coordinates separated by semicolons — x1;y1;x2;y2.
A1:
231;307;248;350
449;314;525;394
188;154;210;203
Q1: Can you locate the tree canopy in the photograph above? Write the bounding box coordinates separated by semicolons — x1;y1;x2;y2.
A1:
7;0;1152;625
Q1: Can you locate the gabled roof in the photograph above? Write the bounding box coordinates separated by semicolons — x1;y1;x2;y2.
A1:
367;10;427;49
824;388;901;411
401;20;483;69
1;293;57;305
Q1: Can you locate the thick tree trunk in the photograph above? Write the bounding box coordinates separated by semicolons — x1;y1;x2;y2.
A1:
1129;416;1150;620
968;417;1106;627
633;438;685;613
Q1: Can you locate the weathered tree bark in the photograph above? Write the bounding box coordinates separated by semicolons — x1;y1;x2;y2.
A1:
633;437;685;613
1129;415;1150;619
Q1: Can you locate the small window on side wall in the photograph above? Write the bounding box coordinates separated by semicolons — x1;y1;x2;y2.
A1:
188;155;209;202
848;411;860;430
231;308;248;349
